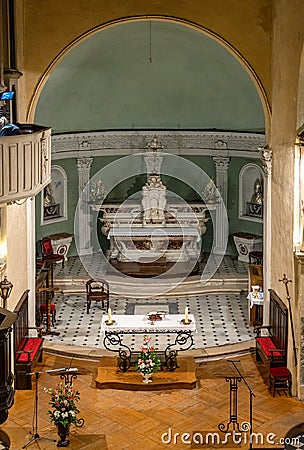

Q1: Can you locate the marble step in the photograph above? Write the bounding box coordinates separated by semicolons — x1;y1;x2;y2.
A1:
53;275;248;297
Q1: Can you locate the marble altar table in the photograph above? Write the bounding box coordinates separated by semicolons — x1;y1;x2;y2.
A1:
100;314;196;372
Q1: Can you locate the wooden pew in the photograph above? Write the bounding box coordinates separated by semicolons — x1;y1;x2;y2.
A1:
255;289;288;370
13;291;44;390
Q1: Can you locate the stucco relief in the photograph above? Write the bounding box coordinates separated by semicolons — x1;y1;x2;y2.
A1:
51;131;265;158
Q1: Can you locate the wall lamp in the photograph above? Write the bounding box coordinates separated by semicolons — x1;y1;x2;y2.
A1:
0;276;13;309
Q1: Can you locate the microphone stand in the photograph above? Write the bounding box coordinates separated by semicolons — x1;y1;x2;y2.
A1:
22;371;57;448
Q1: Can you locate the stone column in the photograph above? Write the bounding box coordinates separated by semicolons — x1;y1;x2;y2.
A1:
76;157;93;255
212;156;230;255
259;146;272;324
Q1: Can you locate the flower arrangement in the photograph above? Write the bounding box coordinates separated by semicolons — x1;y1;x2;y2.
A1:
90;180;105;203
135;336;161;375
45;382;80;427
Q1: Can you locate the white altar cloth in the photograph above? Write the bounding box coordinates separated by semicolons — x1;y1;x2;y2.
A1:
101;314;196;333
247;292;264;308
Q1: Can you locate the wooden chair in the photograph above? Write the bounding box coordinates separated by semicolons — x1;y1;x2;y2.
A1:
86;279;109;314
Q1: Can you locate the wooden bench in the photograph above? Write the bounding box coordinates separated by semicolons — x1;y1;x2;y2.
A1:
255;289;288;370
13;291;44;390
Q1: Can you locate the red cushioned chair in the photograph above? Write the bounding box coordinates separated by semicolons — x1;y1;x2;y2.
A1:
269;366;292;396
39;303;56;327
41;237;65;268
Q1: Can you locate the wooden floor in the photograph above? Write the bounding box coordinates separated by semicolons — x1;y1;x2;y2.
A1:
2;353;304;449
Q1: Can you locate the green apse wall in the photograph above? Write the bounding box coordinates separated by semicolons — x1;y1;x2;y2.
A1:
36;155;263;258
34;20;265;134
34;19;265;257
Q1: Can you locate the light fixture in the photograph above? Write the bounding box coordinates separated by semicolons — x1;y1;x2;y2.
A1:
0;276;13;309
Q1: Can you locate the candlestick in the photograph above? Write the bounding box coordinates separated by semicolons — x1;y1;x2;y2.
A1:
184;307;189;324
108;307;112;323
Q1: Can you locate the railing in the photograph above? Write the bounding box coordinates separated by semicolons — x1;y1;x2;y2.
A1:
0;124;52;204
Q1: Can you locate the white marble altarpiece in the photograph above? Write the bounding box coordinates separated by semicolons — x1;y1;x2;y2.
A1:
91;138;217;265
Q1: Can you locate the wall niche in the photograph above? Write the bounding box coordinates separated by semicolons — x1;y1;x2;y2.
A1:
239;163;263;223
41;165;67;225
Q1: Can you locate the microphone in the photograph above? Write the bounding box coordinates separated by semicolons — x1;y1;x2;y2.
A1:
46;367;78;373
45;367;67;373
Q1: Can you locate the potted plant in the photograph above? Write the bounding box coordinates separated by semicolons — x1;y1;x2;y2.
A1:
45;382;80;447
135;336;161;383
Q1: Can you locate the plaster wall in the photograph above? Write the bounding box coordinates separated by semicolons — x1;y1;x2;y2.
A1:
271;0;304;298
18;0;272;122
271;0;304;396
6;203;28;310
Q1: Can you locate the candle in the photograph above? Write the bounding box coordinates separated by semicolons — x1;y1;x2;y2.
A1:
185;307;189;323
108;307;112;323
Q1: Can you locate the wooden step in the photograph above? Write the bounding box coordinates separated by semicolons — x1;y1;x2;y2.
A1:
95;356;197;390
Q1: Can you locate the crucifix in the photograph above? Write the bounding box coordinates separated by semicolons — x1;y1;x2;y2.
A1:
279;274;297;366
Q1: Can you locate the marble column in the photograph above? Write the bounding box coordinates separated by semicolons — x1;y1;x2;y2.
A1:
76;157;93;255
259;146;272;324
212;156;230;255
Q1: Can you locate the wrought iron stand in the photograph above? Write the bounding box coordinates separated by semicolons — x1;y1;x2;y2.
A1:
103;329;194;372
218;360;255;450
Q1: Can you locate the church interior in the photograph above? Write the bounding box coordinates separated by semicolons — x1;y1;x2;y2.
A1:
1;1;304;449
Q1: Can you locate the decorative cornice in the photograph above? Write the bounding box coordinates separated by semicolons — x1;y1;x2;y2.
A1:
52;130;265;160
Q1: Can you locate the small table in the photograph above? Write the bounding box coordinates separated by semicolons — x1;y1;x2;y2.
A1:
100;314;196;372
247;292;264;326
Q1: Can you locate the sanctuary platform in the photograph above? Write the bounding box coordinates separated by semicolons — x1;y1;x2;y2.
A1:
95;356;197;390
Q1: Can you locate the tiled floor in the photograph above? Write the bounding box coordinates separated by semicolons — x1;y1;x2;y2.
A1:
54;253;249;281
45;255;253;351
46;292;253;350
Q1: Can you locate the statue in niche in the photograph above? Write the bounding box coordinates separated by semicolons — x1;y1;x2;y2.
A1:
251;178;263;204
44;183;56;206
142;175;166;225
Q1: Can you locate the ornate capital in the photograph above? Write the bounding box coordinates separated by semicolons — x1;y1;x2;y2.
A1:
213;156;230;171
76;157;93;172
259;146;272;176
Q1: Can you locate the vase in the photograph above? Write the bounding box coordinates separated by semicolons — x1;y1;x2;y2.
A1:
141;372;153;383
56;423;70;447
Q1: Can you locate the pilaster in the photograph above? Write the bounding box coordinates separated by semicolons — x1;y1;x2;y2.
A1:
259;146;272;324
76;157;94;255
212;156;230;255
